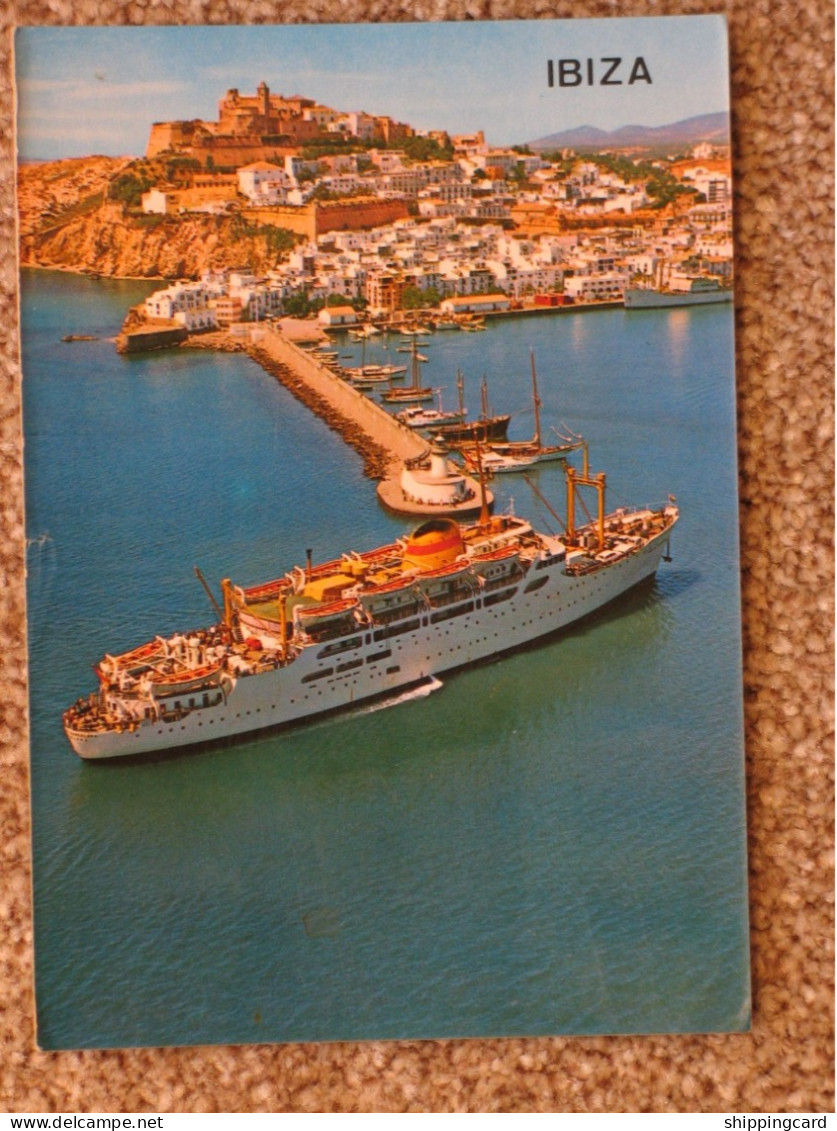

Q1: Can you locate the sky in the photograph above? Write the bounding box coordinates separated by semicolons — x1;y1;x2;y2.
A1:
14;18;730;160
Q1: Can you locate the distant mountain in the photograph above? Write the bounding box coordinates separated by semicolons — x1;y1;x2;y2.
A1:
529;112;730;152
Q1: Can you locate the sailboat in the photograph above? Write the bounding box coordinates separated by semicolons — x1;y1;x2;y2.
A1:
432;373;511;444
342;336;406;386
381;338;435;404
484;353;584;468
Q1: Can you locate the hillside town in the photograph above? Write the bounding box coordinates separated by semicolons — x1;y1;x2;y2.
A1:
120;82;733;332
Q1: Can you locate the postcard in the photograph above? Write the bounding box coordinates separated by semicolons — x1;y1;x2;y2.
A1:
16;16;749;1050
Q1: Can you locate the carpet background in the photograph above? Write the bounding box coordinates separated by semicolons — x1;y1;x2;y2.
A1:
0;0;833;1114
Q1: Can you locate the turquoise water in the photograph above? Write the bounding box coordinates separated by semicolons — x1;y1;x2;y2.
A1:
22;270;750;1049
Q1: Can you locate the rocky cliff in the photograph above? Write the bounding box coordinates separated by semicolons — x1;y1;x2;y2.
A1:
17;157;297;279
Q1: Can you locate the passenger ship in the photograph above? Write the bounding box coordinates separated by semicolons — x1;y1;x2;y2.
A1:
63;452;678;760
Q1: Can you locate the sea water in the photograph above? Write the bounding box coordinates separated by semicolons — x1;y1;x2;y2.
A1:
22;270;750;1048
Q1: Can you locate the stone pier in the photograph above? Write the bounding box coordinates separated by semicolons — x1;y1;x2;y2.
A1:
251;323;426;471
237;322;488;517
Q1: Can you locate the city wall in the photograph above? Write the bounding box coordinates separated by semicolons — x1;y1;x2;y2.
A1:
242;197;410;239
241;204;317;239
314;198;410;236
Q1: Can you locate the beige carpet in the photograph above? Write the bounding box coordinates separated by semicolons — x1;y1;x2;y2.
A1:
1;0;833;1113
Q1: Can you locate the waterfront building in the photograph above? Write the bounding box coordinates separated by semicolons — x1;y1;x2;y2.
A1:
144;279;224;321
318;305;358;327
314;266;365;302
439;293;510;314
563;271;628;302
485;259;562;299
365;269;415;312
212;295;244;326
173;307;218;331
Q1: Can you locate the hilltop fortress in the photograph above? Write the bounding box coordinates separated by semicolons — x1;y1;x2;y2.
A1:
20;83;731;288
147;82;416;168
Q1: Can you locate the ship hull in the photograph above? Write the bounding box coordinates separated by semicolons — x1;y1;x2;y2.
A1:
624;287;733;309
66;524;673;761
433;415;511;443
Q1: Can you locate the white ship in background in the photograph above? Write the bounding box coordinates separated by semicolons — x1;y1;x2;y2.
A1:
63;449;678;761
625;262;733;309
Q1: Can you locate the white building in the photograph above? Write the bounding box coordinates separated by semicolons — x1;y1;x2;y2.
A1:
691;174;732;204
173;308;218;331
439;293;510;314
367;150;407;173
318;305;357;327
563;272;628;301
237;161;292;204
144;280;223;321
141;189;176;215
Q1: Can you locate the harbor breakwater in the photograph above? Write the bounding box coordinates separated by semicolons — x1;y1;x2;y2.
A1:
180;323;488;517
241;325;427;483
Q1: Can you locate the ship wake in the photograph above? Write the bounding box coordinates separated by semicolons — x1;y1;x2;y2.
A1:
353;676;444;716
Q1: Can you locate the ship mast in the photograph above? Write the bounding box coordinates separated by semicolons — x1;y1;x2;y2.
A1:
221;577;234;629
474;436;491;529
530;351;542;448
565;442;606;553
480;377;490;421
411;337;420;389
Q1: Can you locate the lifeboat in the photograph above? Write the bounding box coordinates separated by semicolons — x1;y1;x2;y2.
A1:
364;576;418;594
470;545;520;584
297;596;356;618
147;661;225;697
241;578;285;603
471;545;520;569
415;557;474;598
99;639;166;679
295;597;359;635
238;608;282;640
357;577;420;615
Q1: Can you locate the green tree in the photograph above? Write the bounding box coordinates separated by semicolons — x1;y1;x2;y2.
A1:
107;172;155;208
402;135;454;163
283;289;312;316
401;285;425;310
401;285;442;310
